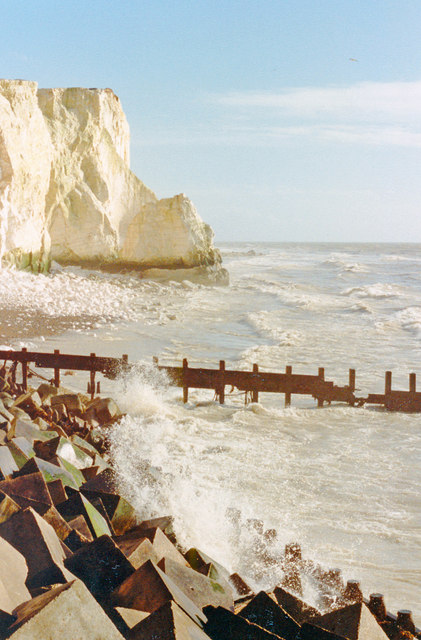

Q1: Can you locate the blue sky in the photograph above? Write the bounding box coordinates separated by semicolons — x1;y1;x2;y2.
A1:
2;0;421;242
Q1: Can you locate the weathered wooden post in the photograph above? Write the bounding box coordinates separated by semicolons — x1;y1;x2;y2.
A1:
385;371;392;395
54;349;60;388
21;347;28;392
90;353;96;400
409;372;416;394
183;358;189;403
219;360;225;404
397;610;416;635
252;363;259;403
285;365;292;407
349;369;356;392
318;367;325;407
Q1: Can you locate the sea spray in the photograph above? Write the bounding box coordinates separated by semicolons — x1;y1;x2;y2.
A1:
107;364;306;595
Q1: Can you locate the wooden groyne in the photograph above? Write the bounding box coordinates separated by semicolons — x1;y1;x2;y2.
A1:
1;348;420;412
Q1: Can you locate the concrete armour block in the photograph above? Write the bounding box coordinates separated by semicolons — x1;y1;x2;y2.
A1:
45;479;67;506
0;507;75;589
203;605;284;640
311;602;390;640
0;472;52;514
116;536;161;568
7;579;125;639
129;601;213;640
299;621;349;640
116;526;189;568
158;557;234;611
0;447;19;478
136;515;176;542
229;573;254;598
272;586;320;623
111;559;207;627
0;490;21;524
114;607;150;631
238;590;301;640
64;534;135;604
84;397;121;424
0;537;31;614
185;548;230;583
57;492;111;538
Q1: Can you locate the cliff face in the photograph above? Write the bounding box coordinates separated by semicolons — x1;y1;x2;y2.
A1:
0;80;225;280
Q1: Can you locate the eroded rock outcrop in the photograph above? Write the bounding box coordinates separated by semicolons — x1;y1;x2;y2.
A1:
0;80;226;281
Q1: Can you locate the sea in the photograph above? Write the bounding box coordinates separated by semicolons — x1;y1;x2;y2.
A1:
0;242;420;622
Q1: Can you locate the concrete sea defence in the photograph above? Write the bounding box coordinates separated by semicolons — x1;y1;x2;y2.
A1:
0;365;419;638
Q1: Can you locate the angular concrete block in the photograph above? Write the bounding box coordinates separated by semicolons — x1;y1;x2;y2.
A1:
57;456;85;487
129;601;212;640
203;605;284;639
114;607;150;630
116;536;160;568
185;548;230;582
0;490;21;523
36;383;60;403
116;526;188;568
81;465;100;481
0;537;31;613
136;515;175;543
85;397;121;424
80;467;117;495
238;591;301;640
46;479;67;506
7;579;125;639
311;602;389;640
0;446;19;478
18;456;80;491
64;534;135;603
41;505;73;541
51;393;85;415
272;586;320;624
109;496;137;535
299;622;349;640
229;573;253;598
112;560;206;627
0;507;74;589
67;514;94;541
158;557;234;611
80;469;136;534
6;439;34;468
57;492;111;538
0;471;52;514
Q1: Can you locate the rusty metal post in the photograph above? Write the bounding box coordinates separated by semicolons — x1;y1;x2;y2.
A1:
96;381;101;394
318;367;325;407
219;360;225;404
54;349;60;387
285;365;292;407
385;371;392;395
21;347;28;391
90;353;96;400
252;363;259;403
183;358;188;403
349;369;356;392
409;372;416;394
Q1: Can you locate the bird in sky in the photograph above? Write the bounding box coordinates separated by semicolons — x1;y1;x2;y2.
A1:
349;58;359;62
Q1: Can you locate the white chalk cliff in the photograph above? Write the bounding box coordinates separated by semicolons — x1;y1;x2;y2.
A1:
0;80;226;282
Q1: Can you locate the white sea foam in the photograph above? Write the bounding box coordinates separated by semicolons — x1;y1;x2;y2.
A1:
395;306;421;336
342;283;402;299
